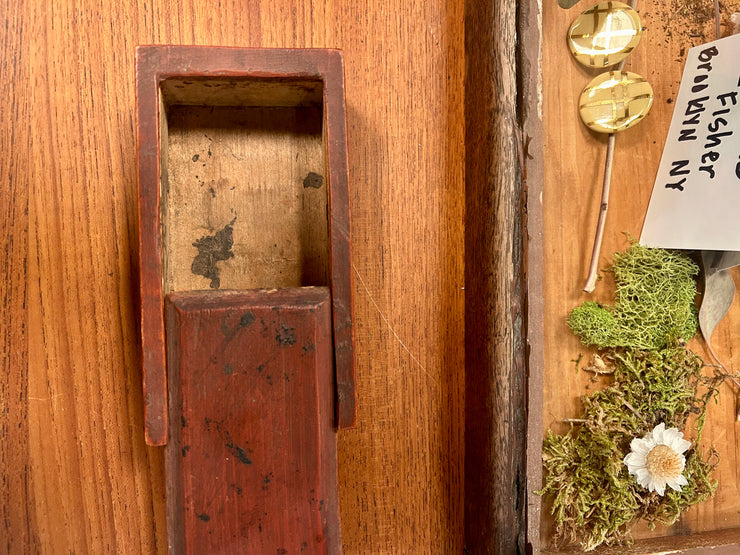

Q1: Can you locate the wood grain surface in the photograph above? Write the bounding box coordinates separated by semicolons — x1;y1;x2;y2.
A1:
538;0;740;551
14;0;465;552
164;288;339;553
464;0;527;553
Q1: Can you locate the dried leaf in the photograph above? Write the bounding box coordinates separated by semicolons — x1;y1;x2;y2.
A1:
558;0;581;7
705;250;740;273
699;250;738;367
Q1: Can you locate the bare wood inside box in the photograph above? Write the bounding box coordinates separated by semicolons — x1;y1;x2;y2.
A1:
162;89;329;293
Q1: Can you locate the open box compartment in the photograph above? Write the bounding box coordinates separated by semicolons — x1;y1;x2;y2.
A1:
136;46;355;447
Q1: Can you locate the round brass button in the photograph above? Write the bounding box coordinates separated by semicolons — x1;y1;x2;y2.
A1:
579;71;653;133
568;1;642;68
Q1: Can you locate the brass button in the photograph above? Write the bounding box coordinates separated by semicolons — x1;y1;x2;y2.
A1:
568;1;642;68
579;71;653;133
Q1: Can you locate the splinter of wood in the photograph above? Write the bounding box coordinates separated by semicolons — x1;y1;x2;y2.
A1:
584;133;616;293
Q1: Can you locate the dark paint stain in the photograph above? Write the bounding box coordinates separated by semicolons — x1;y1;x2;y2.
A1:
196;513;210;522
182;445;190;457
209;187;216;198
224;437;252;465
302;343;315;353
223;363;234;376
303;171;324;189
221;311;256;343
191;217;236;289
234;446;252;465
276;325;296;346
231;484;243;496
277;549;288;555
257;363;265;373
301;542;309;551
181;415;188;428
240;312;256;328
205;417;253;465
192;154;200;162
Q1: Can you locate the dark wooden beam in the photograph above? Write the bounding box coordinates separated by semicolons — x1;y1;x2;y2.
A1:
464;0;543;552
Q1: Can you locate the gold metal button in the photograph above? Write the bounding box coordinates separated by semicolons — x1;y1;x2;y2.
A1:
568;1;642;68
579;71;653;133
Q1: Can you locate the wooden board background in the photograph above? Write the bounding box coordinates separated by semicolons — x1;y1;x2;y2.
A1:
11;0;464;552
540;0;740;550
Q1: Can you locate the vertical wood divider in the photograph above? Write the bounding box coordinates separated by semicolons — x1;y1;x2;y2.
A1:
464;0;543;552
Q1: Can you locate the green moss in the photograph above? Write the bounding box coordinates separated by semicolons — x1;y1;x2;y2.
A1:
540;347;721;551
541;246;724;551
567;245;699;350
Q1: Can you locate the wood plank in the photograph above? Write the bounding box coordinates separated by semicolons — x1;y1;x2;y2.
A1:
536;0;740;551
0;1;36;552
165;287;339;553
464;0;526;553
21;0;465;552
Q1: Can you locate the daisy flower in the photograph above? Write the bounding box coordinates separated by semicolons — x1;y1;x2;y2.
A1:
623;422;691;496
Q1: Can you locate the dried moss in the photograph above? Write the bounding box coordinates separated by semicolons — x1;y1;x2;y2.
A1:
568;245;699;350
542;245;723;551
540;347;721;551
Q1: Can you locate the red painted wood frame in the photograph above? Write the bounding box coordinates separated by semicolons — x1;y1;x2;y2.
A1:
136;45;355;446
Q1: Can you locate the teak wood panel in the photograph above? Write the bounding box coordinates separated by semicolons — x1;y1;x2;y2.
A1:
18;0;464;553
534;0;740;552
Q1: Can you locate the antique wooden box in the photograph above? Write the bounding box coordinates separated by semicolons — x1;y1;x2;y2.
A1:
136;45;354;552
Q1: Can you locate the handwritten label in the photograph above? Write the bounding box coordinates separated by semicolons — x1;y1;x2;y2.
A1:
641;33;740;251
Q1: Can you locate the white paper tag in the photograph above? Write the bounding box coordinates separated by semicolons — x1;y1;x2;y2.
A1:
640;33;740;251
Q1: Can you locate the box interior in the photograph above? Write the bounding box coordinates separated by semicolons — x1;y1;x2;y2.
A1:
159;77;329;294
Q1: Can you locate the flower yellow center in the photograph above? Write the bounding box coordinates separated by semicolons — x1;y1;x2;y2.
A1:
645;444;683;479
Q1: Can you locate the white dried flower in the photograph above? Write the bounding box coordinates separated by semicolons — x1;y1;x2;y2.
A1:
623;422;691;496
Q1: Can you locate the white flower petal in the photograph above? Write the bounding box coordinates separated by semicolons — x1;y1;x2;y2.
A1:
652;422;666;444
624;452;646;468
675;438;692;455
653;480;666;496
630;437;653;456
666;477;685;492
677;474;689;486
677;455;686;472
635;468;652;487
662;427;679;443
